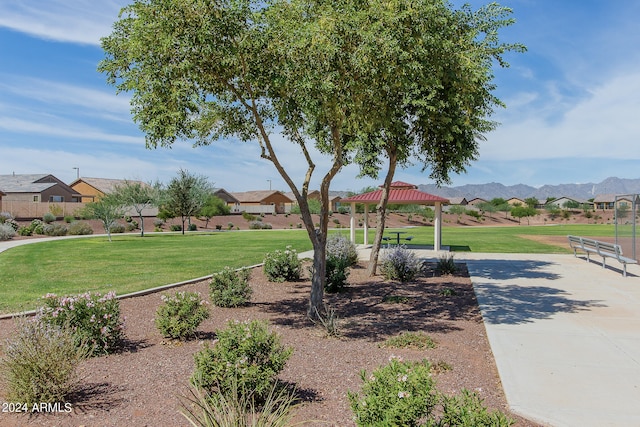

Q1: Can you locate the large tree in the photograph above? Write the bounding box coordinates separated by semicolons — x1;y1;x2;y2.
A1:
99;0;522;315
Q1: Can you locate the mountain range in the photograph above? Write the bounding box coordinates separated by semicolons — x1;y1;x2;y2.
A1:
417;177;640;201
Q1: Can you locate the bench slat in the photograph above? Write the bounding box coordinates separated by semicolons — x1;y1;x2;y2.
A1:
567;235;637;277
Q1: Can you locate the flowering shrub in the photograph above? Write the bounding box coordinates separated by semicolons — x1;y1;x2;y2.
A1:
326;234;358;266
0;319;88;406
348;356;437;426
36;291;125;356
155;291;209;340
192;320;292;403
0;224;15;241
209;267;252;307
380;245;423;282
263;246;301;282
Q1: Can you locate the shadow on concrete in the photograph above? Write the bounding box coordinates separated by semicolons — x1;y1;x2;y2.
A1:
466;259;562;280
474;283;605;325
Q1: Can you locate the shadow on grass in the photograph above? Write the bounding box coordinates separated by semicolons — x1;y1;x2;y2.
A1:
474;283;605;325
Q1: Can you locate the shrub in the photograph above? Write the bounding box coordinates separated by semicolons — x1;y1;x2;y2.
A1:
109;223;126;233
436;389;514;427
326;234;358;266
64;215;75;223
189;223;198;231
68;221;94;236
309;304;340;337
325;256;350;293
36;291;125;356
436;253;457;275
242;211;257;221
43;223;68;236
30;219;45;235
192;320;293;402
0;211;12;223
348;357;438;426
155;291;209;340
263;246;301;282
125;221;138;231
381;331;436;350
380;245;423;282
170;224;183;232
0;224;15;241
0;319;89;406
18;226;32;236
209;267;252;307
227;222;234;230
42;212;56;224
249;220;272;229
153;219;164;227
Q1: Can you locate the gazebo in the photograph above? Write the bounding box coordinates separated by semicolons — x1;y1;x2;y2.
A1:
340;181;449;251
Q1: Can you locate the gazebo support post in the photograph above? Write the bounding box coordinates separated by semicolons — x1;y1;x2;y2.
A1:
363;205;369;245
349;202;356;243
434;202;442;251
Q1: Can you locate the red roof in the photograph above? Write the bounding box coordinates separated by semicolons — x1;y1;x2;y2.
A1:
342;182;449;204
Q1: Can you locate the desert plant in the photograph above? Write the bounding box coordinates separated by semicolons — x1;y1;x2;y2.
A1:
325;256;350;293
192;320;293;403
109;223;126;233
227;222;234;230
180;379;298;427
263;246;301;282
349;357;438;426
155;291;209;340
171;224;183;231
436;389;514;427
0;319;89;406
42;212;56;224
436;253;457;275
43;223;68;236
209;267;252;308
310;305;340;337
242;211;257;221
380;245;423;282
326;234;358;266
36;291;125;356
189;223;198;231
64;215;75;223
18;226;32;236
68;221;94;235
381;332;436;350
0;224;15;241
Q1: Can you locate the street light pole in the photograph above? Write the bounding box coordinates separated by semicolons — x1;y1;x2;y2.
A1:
267;179;272;190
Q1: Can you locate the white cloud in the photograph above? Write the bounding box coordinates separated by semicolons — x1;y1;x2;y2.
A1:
0;1;124;45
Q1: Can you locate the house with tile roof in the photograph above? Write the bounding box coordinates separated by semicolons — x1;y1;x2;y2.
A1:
0;174;82;218
229;190;293;214
593;194;636;211
70;177;150;203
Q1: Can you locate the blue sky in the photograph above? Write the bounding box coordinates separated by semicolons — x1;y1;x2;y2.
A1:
1;1;640;193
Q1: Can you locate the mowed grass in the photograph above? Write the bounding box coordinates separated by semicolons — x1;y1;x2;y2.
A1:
0;231;312;314
0;224;617;314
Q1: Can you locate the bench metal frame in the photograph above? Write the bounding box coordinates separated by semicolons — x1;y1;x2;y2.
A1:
568;235;638;277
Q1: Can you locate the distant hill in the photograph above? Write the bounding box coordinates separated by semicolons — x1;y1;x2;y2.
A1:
418;177;640;201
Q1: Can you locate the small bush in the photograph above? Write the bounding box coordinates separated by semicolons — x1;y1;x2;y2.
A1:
242;211;257;221
155;291;209;340
348;357;438;426
170;224;182;232
381;331;436;350
227;222;234;230
43;223;68;236
153;219;164;227
436;253;457;275
37;291;125;356
18;226;32;236
42;212;56;224
192;320;293;402
249;220;272;229
325;256;350;293
68;221;94;235
380;245;423;282
0;319;89;406
0;211;12;223
263;246;302;282
109;223;126;233
310;305;340;337
30;219;45;235
189;223;198;231
437;389;514;427
0;224;15;241
64;215;75;223
209;267;252;308
326;234;358;266
125;222;137;231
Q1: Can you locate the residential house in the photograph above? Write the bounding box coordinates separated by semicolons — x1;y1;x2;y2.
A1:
546;196;592;210
284;190;342;212
229;190;292;214
507;197;526;206
0;190;5;212
212;188;240;206
467;197;488;207
593;194;637;211
70;177;148;203
0;174;82;218
448;197;468;206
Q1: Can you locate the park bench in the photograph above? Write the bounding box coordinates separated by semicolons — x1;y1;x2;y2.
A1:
567;235;638;277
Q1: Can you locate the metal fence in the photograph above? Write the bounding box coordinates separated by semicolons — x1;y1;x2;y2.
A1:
615;194;640;261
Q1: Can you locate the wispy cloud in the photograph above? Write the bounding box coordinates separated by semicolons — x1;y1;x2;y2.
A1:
0;1;123;45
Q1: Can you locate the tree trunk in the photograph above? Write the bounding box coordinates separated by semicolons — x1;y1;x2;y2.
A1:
367;145;398;276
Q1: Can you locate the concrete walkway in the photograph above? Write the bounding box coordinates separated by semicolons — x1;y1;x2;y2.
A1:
353;248;640;426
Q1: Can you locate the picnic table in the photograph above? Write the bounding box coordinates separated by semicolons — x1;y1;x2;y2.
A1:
383;231;414;245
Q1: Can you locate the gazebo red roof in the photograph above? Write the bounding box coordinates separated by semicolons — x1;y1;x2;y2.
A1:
341;182;449;204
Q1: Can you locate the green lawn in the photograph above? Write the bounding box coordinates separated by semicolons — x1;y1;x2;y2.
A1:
0;231;312;314
0;224;616;314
